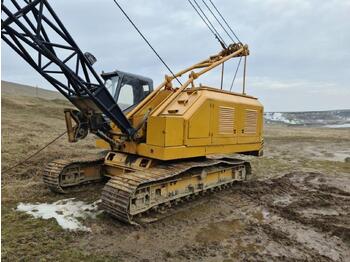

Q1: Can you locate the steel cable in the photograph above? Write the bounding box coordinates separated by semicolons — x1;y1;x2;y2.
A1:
201;0;235;43
2;130;67;174
187;0;218;41
191;0;227;47
112;0;182;86
208;0;241;43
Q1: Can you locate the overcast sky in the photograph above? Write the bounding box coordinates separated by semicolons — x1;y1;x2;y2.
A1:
1;0;350;112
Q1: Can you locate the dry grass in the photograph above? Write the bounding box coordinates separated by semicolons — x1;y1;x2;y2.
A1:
1;94;99;180
1;81;64;99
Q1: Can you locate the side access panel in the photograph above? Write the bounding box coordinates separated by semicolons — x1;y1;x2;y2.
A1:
185;102;212;146
147;116;184;147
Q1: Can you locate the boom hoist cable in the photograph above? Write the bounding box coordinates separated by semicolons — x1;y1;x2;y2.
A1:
201;0;236;44
187;0;247;93
187;0;220;44
202;0;246;93
188;0;227;48
112;0;182;86
192;0;227;46
208;0;241;43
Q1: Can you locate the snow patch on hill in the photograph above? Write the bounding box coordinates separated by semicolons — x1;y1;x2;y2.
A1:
264;112;300;125
264;110;350;127
325;123;350;128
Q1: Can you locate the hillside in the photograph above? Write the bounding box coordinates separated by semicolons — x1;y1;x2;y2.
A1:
1;80;64;100
265;110;350;127
2;81;350;128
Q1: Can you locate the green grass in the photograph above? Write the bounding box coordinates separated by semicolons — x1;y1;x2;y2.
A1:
2;204;73;261
1;204;124;262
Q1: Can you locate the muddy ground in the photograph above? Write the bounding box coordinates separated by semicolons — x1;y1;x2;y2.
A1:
1;89;350;261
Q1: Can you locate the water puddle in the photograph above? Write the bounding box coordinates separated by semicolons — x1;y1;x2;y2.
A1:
195;219;244;243
16;198;102;231
273;196;293;207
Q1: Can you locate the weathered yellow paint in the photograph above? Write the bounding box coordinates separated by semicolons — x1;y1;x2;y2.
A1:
147;116;184;147
117;142;260;161
96;86;263;161
96;139;110;149
130;89;172;128
164;117;184;146
188;102;211;139
147;116;166;146
136;143;206;160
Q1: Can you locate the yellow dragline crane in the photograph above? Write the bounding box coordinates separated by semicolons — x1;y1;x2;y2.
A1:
2;0;263;224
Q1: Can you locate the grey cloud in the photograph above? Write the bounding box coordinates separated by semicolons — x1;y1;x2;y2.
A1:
1;0;349;111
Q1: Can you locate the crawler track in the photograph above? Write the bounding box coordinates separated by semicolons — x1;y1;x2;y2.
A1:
43;154;105;193
101;157;250;225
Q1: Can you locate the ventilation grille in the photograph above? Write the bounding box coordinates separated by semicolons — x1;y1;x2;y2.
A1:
245;110;258;134
219;106;235;134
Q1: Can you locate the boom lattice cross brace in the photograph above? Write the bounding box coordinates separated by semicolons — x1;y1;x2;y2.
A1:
1;0;134;137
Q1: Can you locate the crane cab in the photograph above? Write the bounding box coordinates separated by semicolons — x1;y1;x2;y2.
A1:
102;70;153;112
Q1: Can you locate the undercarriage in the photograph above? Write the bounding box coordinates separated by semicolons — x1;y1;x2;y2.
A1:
43;152;250;225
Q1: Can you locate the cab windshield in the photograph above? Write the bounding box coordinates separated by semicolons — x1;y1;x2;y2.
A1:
104;75;152;111
105;76;119;98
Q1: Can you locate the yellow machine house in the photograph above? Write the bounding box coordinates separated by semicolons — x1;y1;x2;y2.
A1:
146;87;263;158
97;87;263;160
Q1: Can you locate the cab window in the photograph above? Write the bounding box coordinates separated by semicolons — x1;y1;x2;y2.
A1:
118;83;134;109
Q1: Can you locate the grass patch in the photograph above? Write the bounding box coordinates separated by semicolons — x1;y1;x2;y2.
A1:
1;204;122;261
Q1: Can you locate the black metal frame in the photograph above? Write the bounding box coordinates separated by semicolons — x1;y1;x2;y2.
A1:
1;0;135;137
